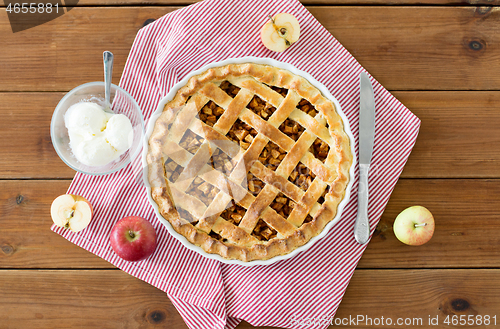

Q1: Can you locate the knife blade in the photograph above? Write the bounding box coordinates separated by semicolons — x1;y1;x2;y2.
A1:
354;72;376;244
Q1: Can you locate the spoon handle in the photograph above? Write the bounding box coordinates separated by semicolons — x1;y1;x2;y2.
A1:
103;51;114;109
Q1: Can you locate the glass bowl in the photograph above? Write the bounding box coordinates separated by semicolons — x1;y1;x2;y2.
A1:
51;82;144;175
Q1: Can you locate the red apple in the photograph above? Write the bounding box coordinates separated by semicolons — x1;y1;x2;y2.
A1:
393;206;435;246
51;194;93;232
110;216;157;262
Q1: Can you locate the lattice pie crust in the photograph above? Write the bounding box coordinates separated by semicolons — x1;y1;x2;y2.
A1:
147;63;353;261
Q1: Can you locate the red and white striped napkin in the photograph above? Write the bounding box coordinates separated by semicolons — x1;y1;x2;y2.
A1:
52;0;421;328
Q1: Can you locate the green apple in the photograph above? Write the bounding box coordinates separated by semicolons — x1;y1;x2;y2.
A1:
393;206;435;246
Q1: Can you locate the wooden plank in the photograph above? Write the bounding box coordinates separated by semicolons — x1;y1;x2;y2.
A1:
0;270;188;329
1;269;499;328
2;179;499;268
395;91;500;178
334;269;500;328
1;7;500;91
0;180;113;268
1;91;498;179
359;178;500;268
0;93;75;179
0;7;178;92
312;6;500;91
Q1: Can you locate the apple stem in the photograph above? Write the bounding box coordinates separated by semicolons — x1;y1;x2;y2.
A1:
414;223;427;228
128;230;135;239
268;15;275;24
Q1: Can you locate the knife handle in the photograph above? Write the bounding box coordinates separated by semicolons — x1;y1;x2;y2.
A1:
354;164;371;244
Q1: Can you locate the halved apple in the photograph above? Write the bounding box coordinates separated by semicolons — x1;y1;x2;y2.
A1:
50;194;93;232
260;13;301;52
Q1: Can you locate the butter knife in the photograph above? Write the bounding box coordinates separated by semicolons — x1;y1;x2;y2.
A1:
354;72;376;244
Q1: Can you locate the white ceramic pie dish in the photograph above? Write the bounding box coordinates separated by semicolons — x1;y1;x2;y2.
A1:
142;56;356;266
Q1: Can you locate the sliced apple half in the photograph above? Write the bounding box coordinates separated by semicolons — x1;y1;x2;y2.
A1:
51;194;93;232
261;13;300;52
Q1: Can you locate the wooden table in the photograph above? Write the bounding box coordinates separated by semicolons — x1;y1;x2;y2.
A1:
1;1;499;328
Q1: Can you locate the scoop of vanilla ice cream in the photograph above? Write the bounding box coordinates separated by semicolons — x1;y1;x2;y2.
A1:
67;129;85;151
104;114;134;153
73;135;117;167
64;101;134;167
65;102;110;137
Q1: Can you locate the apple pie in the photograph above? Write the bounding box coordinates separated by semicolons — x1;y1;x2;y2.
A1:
146;63;353;261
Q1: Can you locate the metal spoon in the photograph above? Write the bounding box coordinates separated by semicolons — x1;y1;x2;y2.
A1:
103;51;114;113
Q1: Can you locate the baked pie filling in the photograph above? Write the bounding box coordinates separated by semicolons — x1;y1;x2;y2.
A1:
148;63;352;261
